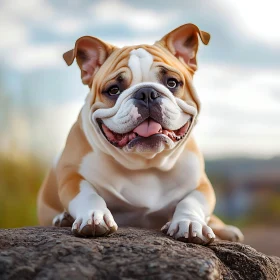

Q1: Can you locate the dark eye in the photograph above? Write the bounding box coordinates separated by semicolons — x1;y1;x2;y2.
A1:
108;86;121;96
166;78;178;89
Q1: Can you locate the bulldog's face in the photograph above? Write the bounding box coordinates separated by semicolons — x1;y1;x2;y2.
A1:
64;24;210;156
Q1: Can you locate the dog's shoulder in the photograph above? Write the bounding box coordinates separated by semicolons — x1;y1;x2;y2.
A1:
57;112;93;172
184;136;205;171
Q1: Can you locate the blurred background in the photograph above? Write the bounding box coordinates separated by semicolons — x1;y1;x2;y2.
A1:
0;0;279;256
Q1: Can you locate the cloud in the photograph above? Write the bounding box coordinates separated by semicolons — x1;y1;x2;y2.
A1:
0;0;91;70
197;65;280;115
9;44;68;70
91;0;174;32
0;0;165;71
1;0;279;71
0;0;54;22
53;18;88;35
0;0;56;69
217;0;280;46
0;21;29;50
194;63;280;158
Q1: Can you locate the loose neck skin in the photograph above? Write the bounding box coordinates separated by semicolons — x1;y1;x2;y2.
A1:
81;97;197;172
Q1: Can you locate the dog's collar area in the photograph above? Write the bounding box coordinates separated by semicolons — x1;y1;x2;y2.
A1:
97;117;192;148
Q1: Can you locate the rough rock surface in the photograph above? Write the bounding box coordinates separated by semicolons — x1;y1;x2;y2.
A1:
0;227;279;280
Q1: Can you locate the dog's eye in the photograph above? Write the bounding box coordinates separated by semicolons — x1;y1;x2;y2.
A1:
108;86;121;96
166;78;178;89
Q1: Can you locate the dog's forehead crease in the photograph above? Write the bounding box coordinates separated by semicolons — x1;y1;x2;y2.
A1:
128;48;154;84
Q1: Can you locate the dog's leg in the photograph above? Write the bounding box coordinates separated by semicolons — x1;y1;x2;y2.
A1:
54;121;118;237
70;180;118;237
208;214;244;242
37;168;64;226
58;174;118;237
161;174;216;245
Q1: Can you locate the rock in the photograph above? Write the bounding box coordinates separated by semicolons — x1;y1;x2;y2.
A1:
0;227;279;280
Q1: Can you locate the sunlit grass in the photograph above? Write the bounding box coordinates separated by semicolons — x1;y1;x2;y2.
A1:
0;151;47;228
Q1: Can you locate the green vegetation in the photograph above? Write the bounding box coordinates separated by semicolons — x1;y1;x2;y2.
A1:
0;152;46;228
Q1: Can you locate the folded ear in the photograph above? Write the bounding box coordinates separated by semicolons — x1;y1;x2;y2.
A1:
156;23;210;72
63;36;115;86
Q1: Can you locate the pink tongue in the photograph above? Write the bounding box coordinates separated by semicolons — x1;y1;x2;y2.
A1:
133;119;162;137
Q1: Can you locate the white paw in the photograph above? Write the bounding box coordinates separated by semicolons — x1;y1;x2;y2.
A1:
161;219;215;245
213;225;244;242
72;209;118;237
52;211;74;227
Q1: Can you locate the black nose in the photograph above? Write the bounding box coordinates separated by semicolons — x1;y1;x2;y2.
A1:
133;87;160;105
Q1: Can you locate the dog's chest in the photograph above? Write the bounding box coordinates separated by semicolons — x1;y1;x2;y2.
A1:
79;150;200;212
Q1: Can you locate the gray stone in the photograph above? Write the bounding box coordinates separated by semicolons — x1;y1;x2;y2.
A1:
0;227;279;280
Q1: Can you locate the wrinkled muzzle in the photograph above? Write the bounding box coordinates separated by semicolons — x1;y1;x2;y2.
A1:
91;83;197;154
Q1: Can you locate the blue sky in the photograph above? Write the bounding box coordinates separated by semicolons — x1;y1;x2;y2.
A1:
0;0;279;160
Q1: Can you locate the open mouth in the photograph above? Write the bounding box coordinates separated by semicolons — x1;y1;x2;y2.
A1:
98;117;192;148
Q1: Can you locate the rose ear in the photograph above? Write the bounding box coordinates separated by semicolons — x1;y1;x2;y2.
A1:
63;36;115;86
155;23;210;72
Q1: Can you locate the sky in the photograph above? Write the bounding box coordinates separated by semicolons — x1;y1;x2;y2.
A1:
0;0;279;160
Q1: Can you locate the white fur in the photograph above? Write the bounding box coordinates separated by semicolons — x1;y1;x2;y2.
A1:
52;212;65;225
68;180;108;218
130;105;141;121
164;190;215;242
128;48;154;84
172;190;210;223
78;149;200;227
68;180;116;232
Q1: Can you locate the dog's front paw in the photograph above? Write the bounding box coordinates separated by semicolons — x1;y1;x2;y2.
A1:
161;219;215;245
212;225;244;242
53;211;74;227
72;209;118;237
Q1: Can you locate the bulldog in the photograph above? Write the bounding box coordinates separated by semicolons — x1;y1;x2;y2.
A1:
37;23;244;244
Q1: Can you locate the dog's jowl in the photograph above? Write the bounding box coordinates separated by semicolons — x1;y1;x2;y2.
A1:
37;23;244;244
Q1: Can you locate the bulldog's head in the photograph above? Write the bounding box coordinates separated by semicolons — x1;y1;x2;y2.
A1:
64;24;210;165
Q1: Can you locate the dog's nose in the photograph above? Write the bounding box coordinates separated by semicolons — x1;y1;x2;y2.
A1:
133;87;160;105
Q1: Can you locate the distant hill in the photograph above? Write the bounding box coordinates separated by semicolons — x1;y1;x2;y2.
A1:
205;157;280;181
